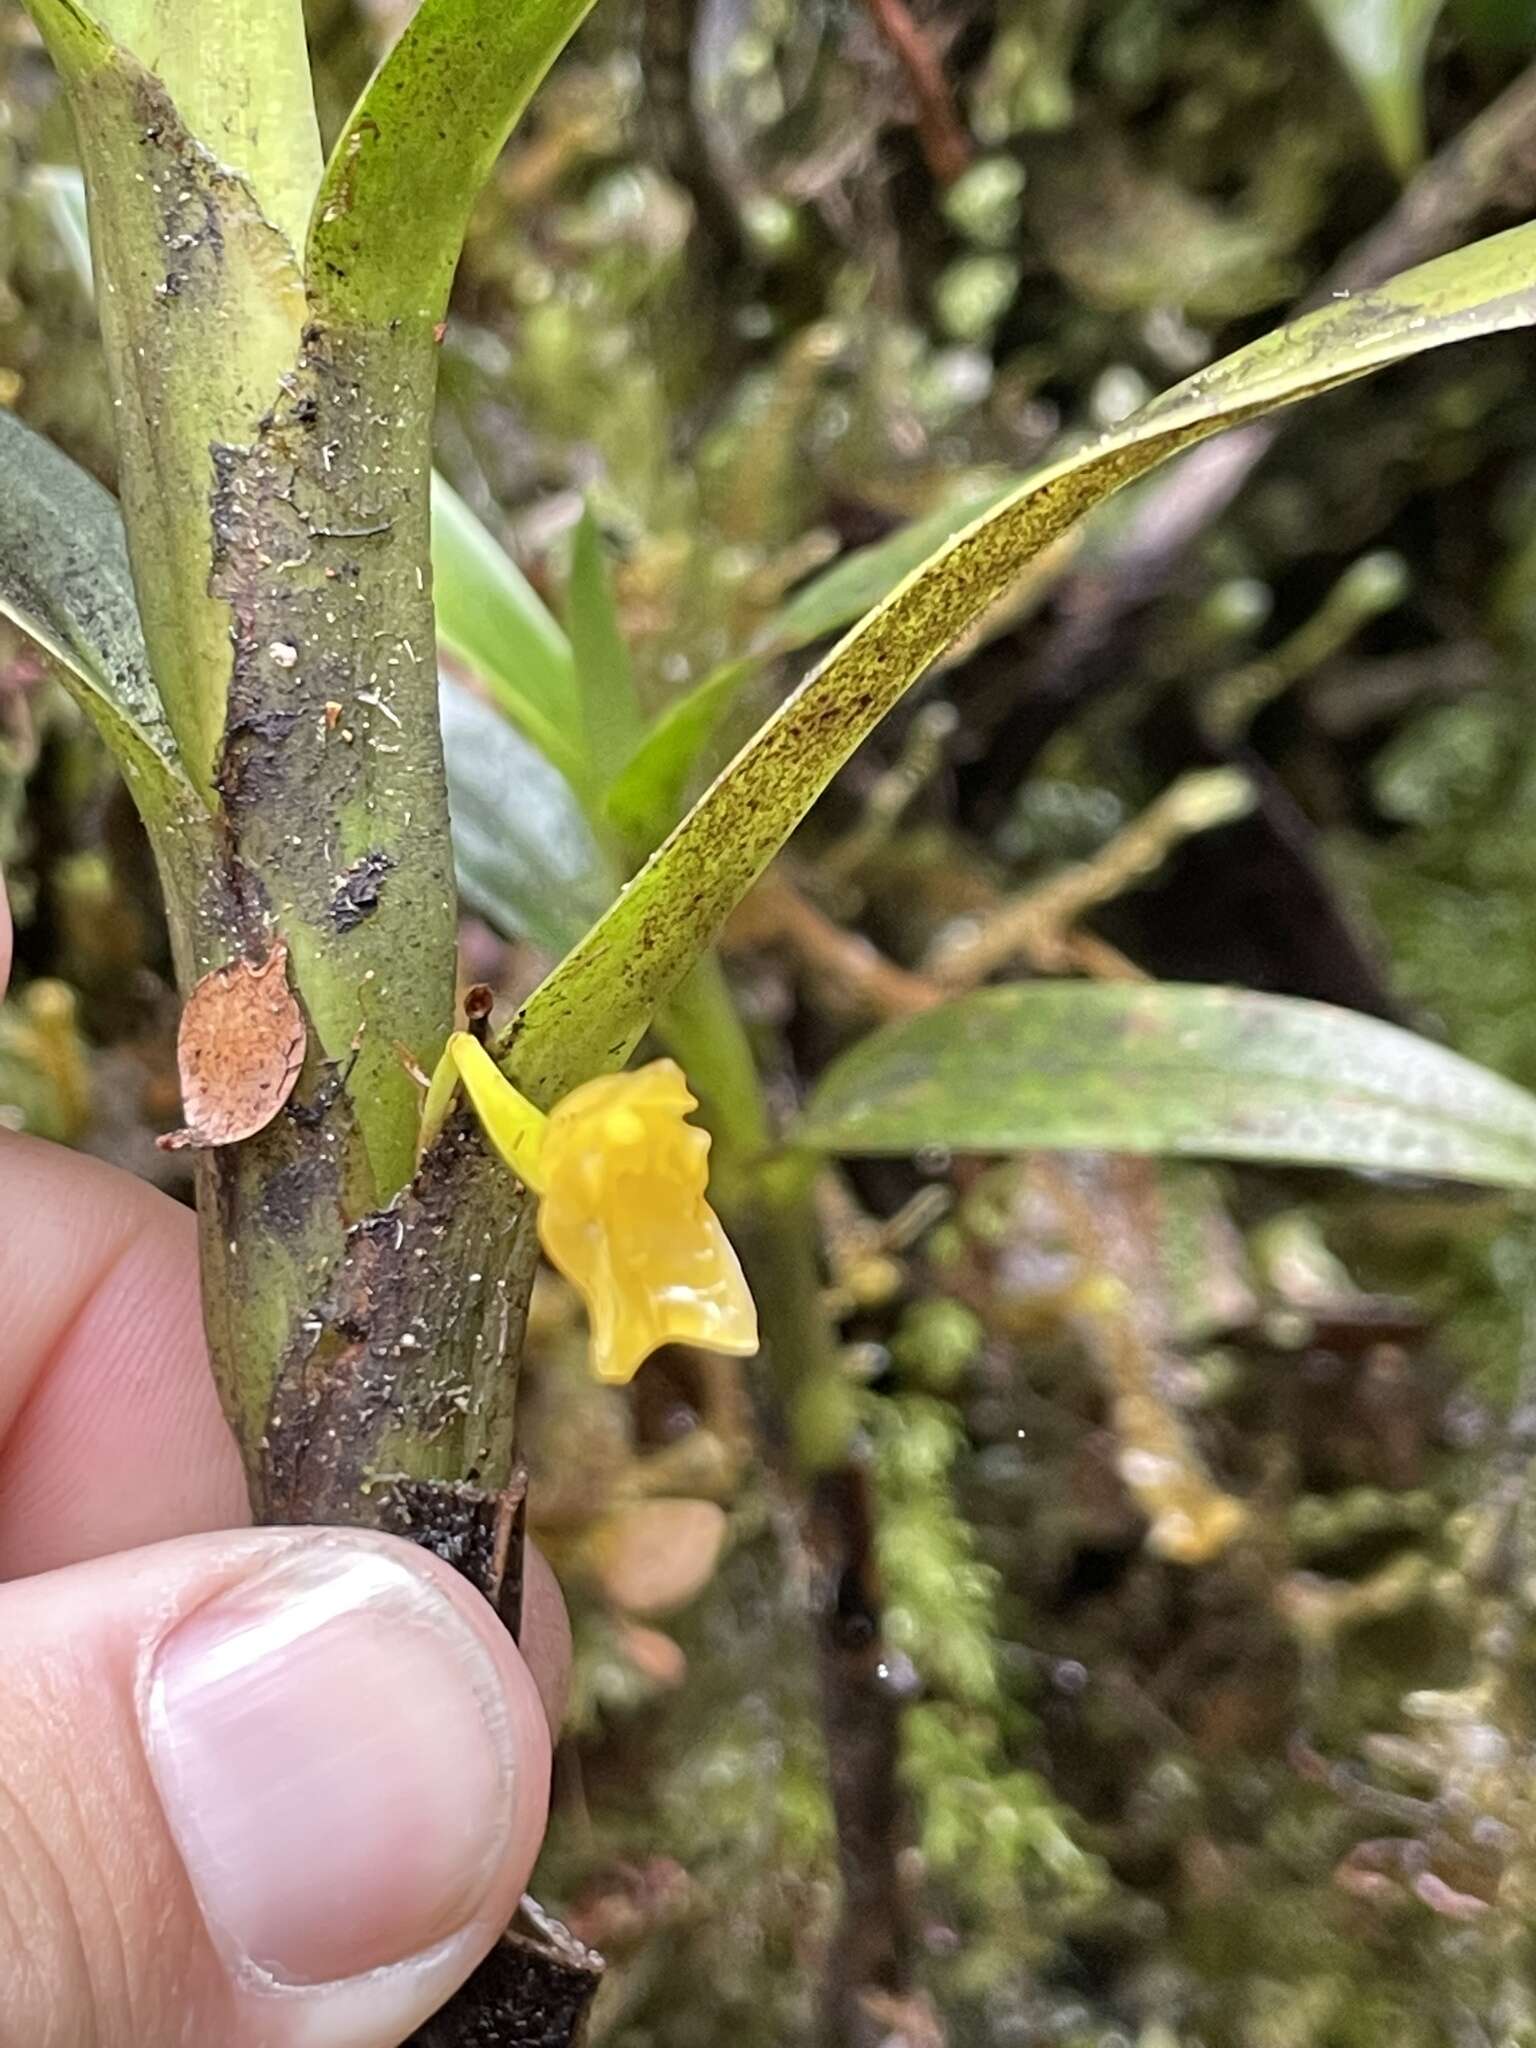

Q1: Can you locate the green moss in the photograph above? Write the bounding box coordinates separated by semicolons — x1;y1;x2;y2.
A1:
891;1299;987;1393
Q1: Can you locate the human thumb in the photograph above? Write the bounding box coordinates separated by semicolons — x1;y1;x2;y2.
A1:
0;1525;552;2048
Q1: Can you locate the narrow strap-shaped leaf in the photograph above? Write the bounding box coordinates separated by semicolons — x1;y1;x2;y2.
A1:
505;222;1536;1102
442;677;617;958
567;506;643;788
431;474;585;786
1306;0;1445;181
0;408;196;832
307;0;601;331
293;0;602;1187
604;657;755;849
794;982;1536;1192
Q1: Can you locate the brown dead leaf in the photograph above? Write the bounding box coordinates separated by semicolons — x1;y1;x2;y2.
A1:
855;1989;948;2048
617;1622;688;1688
585;1499;728;1616
157;939;306;1151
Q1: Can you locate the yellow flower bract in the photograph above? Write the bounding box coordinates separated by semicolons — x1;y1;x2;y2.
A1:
430;1034;759;1384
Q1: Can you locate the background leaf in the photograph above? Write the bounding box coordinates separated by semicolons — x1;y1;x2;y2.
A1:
0;407;195;829
568;504;644;787
506;223;1536;1103
441;677;617;957
795;982;1536;1191
604;657;755;848
1306;0;1446;178
431;474;584;785
23;165;93;295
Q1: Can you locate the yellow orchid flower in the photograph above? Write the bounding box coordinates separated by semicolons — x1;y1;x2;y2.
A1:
423;1033;759;1384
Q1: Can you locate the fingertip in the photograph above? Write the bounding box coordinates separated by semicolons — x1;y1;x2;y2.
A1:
393;1537;556;1892
0;1135;246;1572
0;860;11;997
0;1525;557;2048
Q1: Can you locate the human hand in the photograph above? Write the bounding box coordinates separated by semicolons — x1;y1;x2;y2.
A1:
0;875;567;2048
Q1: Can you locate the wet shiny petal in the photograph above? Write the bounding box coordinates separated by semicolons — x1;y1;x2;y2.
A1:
535;1060;759;1383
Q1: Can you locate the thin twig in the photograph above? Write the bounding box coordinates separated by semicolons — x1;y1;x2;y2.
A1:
860;0;973;186
727;871;943;1016
929;768;1255;987
1201;553;1406;744
733;770;1252;1010
1041;1156;1250;1568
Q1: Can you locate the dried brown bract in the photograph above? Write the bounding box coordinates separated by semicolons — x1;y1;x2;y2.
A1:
157;939;306;1151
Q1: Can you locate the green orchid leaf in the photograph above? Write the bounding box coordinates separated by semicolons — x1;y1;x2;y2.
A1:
604;657;756;850
795;982;1536;1191
301;0;605;1166
432;475;584;786
307;0;599;334
1307;0;1446;179
506;223;1536;1103
0;407;197;832
442;677;617;958
763;481;1017;655
567;505;644;789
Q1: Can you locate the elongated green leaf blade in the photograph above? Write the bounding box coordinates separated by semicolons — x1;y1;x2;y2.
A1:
303;1;605;1158
764;481;1017;654
1307;0;1445;179
307;0;600;331
442;678;616;957
568;506;643;787
795;983;1536;1190
506;223;1536;1103
0;408;196;829
604;657;755;848
431;475;583;779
